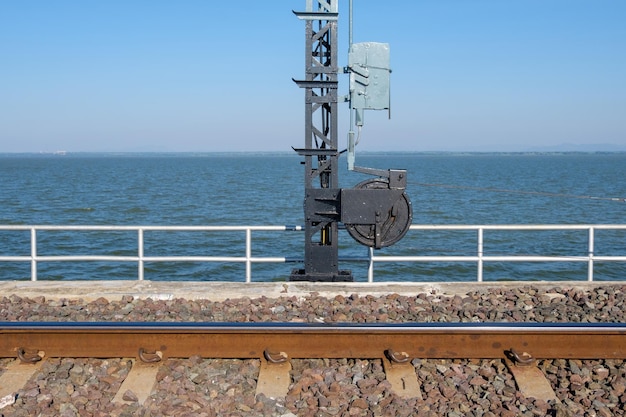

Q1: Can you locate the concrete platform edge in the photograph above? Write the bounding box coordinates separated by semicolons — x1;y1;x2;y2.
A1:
1;280;624;302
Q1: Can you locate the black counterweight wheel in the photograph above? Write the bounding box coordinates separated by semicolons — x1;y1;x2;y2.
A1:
345;178;413;248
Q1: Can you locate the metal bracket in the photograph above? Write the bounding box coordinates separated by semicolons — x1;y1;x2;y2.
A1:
385;349;411;364
293;11;338;21
305;188;341;221
507;348;535;366
292;147;339;157
263;349;289;364
256;351;292;399
138;348;162;363
352;166;407;188
381;351;422;399
16;347;43;364
504;349;559;402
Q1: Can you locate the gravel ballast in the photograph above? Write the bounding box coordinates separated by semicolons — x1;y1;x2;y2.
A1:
1;284;626;416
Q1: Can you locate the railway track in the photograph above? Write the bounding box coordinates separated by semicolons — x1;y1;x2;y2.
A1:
2;322;625;360
1;321;626;413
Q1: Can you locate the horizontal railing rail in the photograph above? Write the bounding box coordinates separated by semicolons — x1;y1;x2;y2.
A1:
0;225;302;283
1;224;625;282
367;225;626;282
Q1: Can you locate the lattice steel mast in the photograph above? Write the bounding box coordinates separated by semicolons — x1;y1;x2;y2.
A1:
291;1;350;281
290;1;412;282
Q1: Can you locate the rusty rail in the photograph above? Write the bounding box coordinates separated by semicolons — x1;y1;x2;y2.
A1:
2;322;625;361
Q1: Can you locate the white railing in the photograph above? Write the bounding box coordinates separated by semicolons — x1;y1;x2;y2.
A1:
1;224;626;282
0;225;302;283
367;225;626;282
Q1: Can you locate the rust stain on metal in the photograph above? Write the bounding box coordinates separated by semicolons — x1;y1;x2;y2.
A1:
1;323;625;360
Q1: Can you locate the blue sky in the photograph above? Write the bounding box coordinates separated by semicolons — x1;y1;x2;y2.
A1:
1;0;625;153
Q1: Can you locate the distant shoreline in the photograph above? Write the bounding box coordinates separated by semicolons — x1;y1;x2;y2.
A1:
1;150;626;158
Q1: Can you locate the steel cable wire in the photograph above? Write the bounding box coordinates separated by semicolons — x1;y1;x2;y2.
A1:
409;181;626;203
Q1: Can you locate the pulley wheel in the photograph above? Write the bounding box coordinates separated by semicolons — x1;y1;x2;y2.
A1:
345;178;412;248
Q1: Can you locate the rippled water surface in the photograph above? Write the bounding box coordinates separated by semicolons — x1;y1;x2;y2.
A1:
1;152;625;282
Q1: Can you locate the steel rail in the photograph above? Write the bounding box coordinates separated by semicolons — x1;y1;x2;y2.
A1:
1;322;625;361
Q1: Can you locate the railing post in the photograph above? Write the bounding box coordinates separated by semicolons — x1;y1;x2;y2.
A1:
30;227;37;281
245;228;252;283
4;224;625;284
368;247;374;283
588;227;594;282
477;227;484;282
138;228;144;281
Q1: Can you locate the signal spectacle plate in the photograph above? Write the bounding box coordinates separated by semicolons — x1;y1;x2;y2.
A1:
345;178;413;248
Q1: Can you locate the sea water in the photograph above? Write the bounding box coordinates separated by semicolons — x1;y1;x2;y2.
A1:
1;152;625;282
